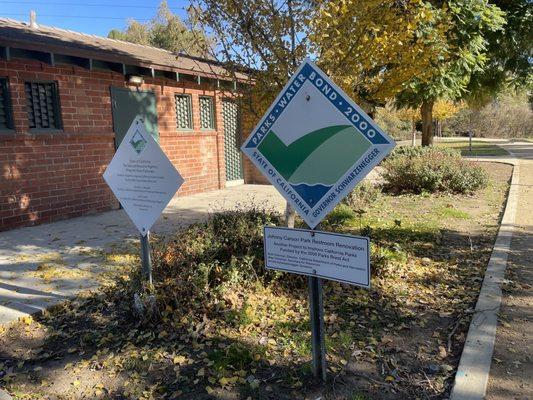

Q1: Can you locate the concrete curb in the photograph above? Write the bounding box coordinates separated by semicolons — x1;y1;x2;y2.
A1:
0;389;13;400
449;158;520;400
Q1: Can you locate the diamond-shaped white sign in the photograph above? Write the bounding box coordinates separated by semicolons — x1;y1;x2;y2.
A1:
103;116;184;235
241;59;395;228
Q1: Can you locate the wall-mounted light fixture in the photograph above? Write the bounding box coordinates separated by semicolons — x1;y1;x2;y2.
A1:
127;74;144;86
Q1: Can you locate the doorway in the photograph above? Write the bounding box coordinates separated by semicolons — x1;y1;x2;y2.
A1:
110;87;159;148
222;99;243;184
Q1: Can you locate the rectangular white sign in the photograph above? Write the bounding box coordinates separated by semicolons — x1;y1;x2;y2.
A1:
264;226;370;287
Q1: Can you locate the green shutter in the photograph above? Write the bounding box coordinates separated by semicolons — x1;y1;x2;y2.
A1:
0;78;10;129
199;96;215;130
222;99;243;181
25;81;61;130
175;94;192;130
0;78;13;130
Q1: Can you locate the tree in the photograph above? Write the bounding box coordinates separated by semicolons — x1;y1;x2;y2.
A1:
109;20;151;45
433;99;464;136
190;0;453;223
311;0;449;113
189;0;314;119
190;0;316;227
397;0;505;146
150;1;212;55
108;1;211;57
445;90;533;138
466;0;532;106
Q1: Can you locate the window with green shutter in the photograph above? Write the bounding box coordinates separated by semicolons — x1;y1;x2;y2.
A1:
0;77;14;131
25;81;62;131
175;94;192;130
199;96;215;130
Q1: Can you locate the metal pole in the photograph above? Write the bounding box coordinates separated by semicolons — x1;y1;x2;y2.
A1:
469;130;472;153
308;226;327;383
308;275;326;382
140;231;152;285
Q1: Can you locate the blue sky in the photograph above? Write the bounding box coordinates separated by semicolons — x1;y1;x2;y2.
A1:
0;0;190;37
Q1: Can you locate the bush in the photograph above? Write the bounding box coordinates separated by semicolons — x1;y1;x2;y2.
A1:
326;204;356;226
381;146;488;194
341;181;381;210
151;209;308;315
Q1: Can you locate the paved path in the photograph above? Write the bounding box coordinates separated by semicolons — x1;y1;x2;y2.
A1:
449;140;532;400
398;138;533;399
0;184;286;325
484;142;533;400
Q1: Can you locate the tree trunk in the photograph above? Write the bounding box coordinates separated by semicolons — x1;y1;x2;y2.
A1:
411;118;417;146
285;202;295;228
420;99;434;147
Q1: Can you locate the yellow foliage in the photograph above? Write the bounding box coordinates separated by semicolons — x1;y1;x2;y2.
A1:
382;99;462;126
433;99;464;120
396;107;420;123
311;0;449;106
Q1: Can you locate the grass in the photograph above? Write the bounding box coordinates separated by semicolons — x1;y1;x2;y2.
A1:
0;163;513;400
436;140;508;156
437;205;471;220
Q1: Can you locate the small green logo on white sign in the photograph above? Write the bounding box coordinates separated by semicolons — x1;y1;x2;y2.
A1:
130;129;147;154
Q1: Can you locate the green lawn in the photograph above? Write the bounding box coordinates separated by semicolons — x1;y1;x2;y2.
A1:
436;140;508;156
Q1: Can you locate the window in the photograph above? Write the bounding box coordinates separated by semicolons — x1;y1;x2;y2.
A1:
199;96;215;130
175;94;192;130
25;81;62;130
0;78;14;131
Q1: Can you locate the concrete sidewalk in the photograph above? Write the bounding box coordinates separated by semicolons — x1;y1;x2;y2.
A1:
0;184;286;325
450;140;533;400
485;141;533;400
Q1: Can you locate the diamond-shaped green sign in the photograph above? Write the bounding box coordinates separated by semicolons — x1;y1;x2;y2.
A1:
241;59;395;228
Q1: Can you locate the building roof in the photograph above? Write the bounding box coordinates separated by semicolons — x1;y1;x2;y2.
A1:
0;18;246;81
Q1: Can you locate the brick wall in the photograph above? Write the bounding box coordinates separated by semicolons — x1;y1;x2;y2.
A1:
240;103;270;185
0;134;116;228
0;57;234;231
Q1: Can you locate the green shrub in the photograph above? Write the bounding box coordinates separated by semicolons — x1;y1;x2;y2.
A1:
151;209;306;314
342;181;381;210
326;204;356;226
381;146;487;194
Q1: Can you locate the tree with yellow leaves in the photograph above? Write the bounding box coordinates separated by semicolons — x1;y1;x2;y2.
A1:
433;99;464;137
311;0;449;114
397;0;505;146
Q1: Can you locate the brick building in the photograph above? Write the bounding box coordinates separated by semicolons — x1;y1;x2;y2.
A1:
0;18;249;231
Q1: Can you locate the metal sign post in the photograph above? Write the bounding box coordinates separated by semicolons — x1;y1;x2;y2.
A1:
308;227;326;382
308;274;327;382
103;116;184;286
264;225;371;383
244;59;394;385
140;231;152;285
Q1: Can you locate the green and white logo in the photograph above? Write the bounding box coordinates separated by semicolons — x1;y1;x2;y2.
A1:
130;129;147;154
242;59;395;228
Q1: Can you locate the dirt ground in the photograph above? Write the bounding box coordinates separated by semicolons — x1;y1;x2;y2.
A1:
0;163;514;400
486;160;533;400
